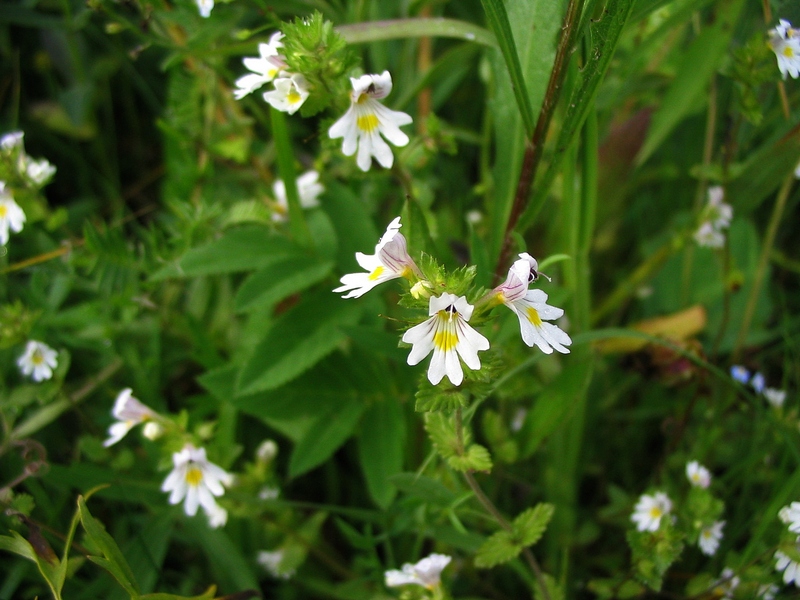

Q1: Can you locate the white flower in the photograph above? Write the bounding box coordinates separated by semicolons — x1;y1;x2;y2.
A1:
751;372;766;393
333;217;420;298
714;568;740;598
142;421;164;440
24;158;56;186
493;255;571;354
511;408;527;432
730;365;750;384
204;502;228;528
385;553;451;589
256;439;278;462
402;293;490;386
779;502;800;533
271;170;323;221
776;548;800;587
258;549;295;579
758;583;779;600
769;20;800;79
765;387;786;408
234;33;286;99
631;491;672;532
103;388;159;447
161;444;233;528
686;460;711;488
0;131;24;151
263;74;310;115
196;0;213;17
0;183;26;245
694;221;724;248
706;186;732;230
328;71;412;171
17;340;58;382
698;521;725;556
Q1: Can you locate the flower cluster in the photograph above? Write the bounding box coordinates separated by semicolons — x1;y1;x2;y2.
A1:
17;340;58;382
334;217;571;386
694;186;732;248
768;19;800;80
730;365;786;408
234;32;310;115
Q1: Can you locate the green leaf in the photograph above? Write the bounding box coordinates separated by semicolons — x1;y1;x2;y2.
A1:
319;182;378;273
190;526;260;592
447;444;493;473
139;588;216;600
534;573;565;600
424;412;464;460
271;108;312;246
289;398;365;478
401;195;435;258
415;382;468;412
236;290;362;395
513;503;555;547
627;526;684;591
635;0;745;165
78;496;140;598
234;258;334;312
11;398;71;440
358;400;406;508
474;530;520;568
0;531;63;600
389;473;460;507
336;18;496;47
177;226;304;277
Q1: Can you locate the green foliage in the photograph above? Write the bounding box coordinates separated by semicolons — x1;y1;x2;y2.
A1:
627;525;685;591
474;503;553;568
512;503;555;547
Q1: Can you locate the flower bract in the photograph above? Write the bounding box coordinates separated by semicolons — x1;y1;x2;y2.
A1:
328;71;412;171
161;444;233;528
385;553;452;589
334;217;419;298
104;388;159;447
17;340;58;382
631;491;672;532
401;293;490;386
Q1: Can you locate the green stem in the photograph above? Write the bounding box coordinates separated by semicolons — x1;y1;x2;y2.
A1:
336;18;496;47
270;108;313;249
733;172;794;360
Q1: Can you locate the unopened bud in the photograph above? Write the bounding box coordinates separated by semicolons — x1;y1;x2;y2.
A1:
410;280;433;300
257;440;278;462
142;421;164;441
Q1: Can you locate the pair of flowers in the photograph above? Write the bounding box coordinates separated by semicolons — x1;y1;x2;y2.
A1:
235;35;412;172
104;388;233;528
333;217;571;386
631;461;724;556
768;19;800;80
693;186;732;249
730;365;786;408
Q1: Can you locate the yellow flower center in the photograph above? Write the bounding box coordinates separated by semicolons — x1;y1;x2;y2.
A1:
31;350;44;365
649;507;662;519
526;307;543;326
434;330;458;352
368;265;384;281
784;45;796;58
357;114;379;133
185;466;204;486
0;205;6;218
287;90;302;104
356;93;369;104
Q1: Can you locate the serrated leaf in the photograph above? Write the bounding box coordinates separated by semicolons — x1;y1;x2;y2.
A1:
415;383;468;412
234;258;334;312
474;530;520;568
358;400;405;508
627;527;684;591
424;412;463;460
513;503;554;547
236;290;362;395
448;444;493;472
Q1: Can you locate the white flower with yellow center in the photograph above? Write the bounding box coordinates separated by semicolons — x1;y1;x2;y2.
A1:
699;521;725;556
631;491;672;532
17;340;58;382
334;217;420;298
263;74;310;115
493;254;571;354
234;33;286;100
0;183;26;245
161;444;233;528
103;388;159;447
402;293;490;386
686;460;711;488
385;553;452;590
271;170;323;222
769;19;800;79
328;71;412;171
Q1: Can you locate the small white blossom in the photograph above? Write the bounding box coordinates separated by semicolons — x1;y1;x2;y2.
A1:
698;521;725;556
0;183;26;245
263;74;310;115
272;170;323;221
694;221;724;248
714;568;740;598
493;254;571;354
751;372;766;393
706;186;732;230
511;408;527;432
196;0;213;17
328;71;412;171
161;444;233;528
258;549;295;579
103;388;159;447
234;33;286;99
142;421;164;440
24;158;56;185
686;461;711;488
765;387;786;408
17;340;58;382
256;439;279;462
385;553;451;590
776;548;800;587
402;293;490;386
334;217;420;298
758;583;779;600
730;365;750;384
631;491;672;532
0;131;23;151
769;20;800;80
204;502;228;528
779;502;800;533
